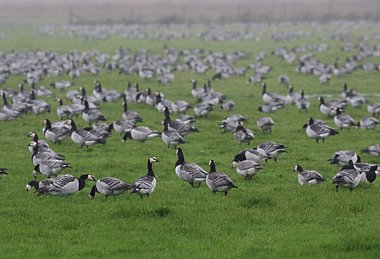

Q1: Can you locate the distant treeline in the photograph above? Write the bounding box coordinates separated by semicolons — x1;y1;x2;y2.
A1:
1;0;380;24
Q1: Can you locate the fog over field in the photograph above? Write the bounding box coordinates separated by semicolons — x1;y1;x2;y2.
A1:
1;0;380;24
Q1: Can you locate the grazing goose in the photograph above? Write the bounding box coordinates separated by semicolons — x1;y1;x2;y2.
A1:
232;159;263;181
332;161;361;192
261;82;284;103
194;102;213;118
82;100;106;126
36;174;96;196
292;165;326;185
318;96;337;117
257;117;275;133
357;117;379;130
121;96;143;122
234;122;254;145
174;148;207;187
89;177;132;199
131;157;159;198
66;119;105;147
122;126;161;143
206;160;237;196
171;100;192;114
83;124;112;141
233;148;268;164
164;106;198;136
33;160;71;178
161;119;185;148
353;163;378;184
346;92;367;108
367;103;380;118
304;117;339;143
295;90;310;111
328;150;360;165
42;119;71;144
258;102;284;113
257;141;286;162
113;119;136;134
220;99;236;111
25;178;54;192
220;114;246;133
361;144;380;157
333;107;355;130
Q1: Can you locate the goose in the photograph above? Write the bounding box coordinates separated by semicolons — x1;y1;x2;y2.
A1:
89;177;132;199
50;80;73;91
234;122;254;145
219;114;246;133
346;92;367;108
28;131;50;152
304;117;339;143
220;99;236;111
295;90;310;111
353;162;379;183
328;150;360;165
261;82;284;103
163;106;198;136
285;85;301;104
174;148;207;187
124;82;140;103
367;103;380;118
258;102;284;113
29;91;51;115
29;141;65;166
83;124;112;141
56;97;73;119
2;92;24;117
332;161;361;192
257;117;275;133
206;160;237;196
194;101;213;118
232;159;263;181
66;119;105;147
42;119;71;144
35;173;96;196
25;178;54;192
121;97;143;122
318;96;337;117
0;168;8;177
113;119;136;134
161;119;185;148
33;160;71;178
122;126;161;143
292;165;326;185
333;107;355;130
232;148;268;164
171;100;192;114
93;80;122;103
82;100;106;126
357;117;379;130
155;93;173;113
191;79;205;99
361;144;380;157
257;141;286;162
131;157;159;198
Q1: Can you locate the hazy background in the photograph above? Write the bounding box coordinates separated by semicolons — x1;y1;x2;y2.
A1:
1;0;379;24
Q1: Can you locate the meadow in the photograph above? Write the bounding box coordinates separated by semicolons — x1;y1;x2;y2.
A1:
1;22;380;258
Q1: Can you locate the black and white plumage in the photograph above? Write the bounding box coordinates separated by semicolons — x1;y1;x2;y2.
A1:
257;117;275;133
232;149;268;164
42;119;71;144
232;159;263;181
206;160;237;196
28;131;49;152
295;90;310;111
318;96;340;117
25;178;54;192
234;123;254;145
82;100;106;126
35;174;96;196
354;163;378;184
328;150;360;165
66;119;105;147
194;102;213;118
292;165;326;186
357;117;379;130
161;119;185;148
113;119;136;134
174;148;207;187
131;157;159;198
33;160;71;178
304;117;339;143
361;144;380;157
0;168;8;177
121;97;143;122
122;126;161;143
219;114;246;133
332;161;361;192
89;177;131;199
163;106;198;136
258;102;284;113
56;97;73;119
333;107;355;130
257;141;286;162
29;141;65;166
367;103;380;118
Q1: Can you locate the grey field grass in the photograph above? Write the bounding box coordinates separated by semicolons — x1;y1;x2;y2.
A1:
1;23;380;258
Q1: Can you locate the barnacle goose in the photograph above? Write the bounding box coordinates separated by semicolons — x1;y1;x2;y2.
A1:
25;178;54;192
206;160;237;196
219;114;246;133
232;148;268;164
42;119;71;144
304;117;339;143
292;165;326;185
29;141;65;166
35;174;96;196
33;160;71;178
257;117;275;133
257;141;286;162
121;96;143;122
333;107;355;130
66;119;105;147
131;157;159;198
0;168;8;177
122;126;161;143
232;159;263;181
332;161;361;192
161;119;185;148
174;148;207;187
361;144;380;157
357;117;379;130
82;100;106;126
89;177;132;199
164;106;198;136
328;150;360;165
295;90;310;111
353;163;378;184
234;122;254;145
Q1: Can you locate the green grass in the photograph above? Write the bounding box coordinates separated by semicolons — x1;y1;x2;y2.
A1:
1;23;380;258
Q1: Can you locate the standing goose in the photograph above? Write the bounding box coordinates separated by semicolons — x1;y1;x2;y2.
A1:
174;148;207;187
304;117;339;143
82;100;106;126
234;122;254;145
121;96;143;122
122;126;161;143
56;97;73;119
29;141;65;166
257;117;275;133
66;119;105;147
36;174;96;196
295;90;310;111
232;159;263;181
161;119;185;148
333;107;355;130
257;141;286;162
164;106;198;136
332;161;361;192
232;148;268;164
131;157;159;198
206;160;237;196
89;177;132;199
292;165;326;185
27;132;50;153
113;119;136;134
42;119;71;144
318;96;338;117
